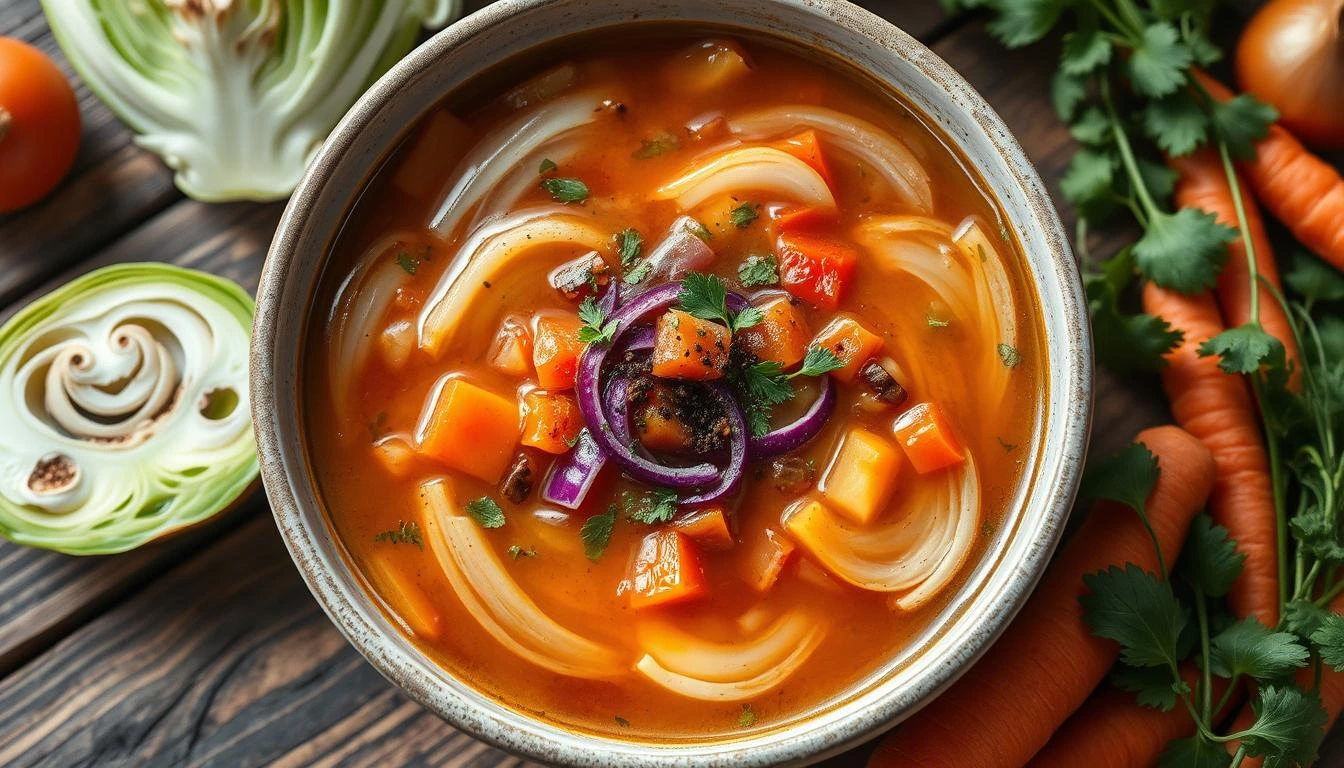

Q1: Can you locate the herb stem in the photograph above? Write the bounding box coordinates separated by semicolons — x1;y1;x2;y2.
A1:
1195;586;1213;721
1212;679;1240;724
1217;141;1261;324
1229;745;1248;768
1102;80;1162;222
1316;578;1344;608
1087;0;1141;40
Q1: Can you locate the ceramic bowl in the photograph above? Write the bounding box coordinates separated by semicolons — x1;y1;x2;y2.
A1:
252;0;1093;764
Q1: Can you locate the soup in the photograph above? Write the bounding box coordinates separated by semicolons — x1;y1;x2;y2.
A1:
306;27;1044;738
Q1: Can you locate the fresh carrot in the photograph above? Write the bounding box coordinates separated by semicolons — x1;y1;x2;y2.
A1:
650;309;731;380
1142;283;1279;626
1168;149;1300;385
1031;668;1229;767
811;314;883;382
627;530;708;608
867;425;1215;768
1194;71;1344;271
891;402;964;475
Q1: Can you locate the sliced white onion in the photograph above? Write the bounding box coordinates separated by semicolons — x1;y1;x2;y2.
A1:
429;89;607;239
782;457;979;610
327;236;409;421
655;146;835;211
417;210;611;356
418;478;626;679
633;609;824;701
728;105;933;213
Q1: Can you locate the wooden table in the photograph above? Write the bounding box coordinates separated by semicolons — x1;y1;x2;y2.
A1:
1;0;1340;765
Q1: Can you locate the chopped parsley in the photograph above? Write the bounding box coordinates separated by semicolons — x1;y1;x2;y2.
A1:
616;227;643;269
395;250;421;275
738;704;757;728
623;261;653;286
580;505;617;561
367;411;389;441
465;496;506;529
729;201;760;228
373;520;422;549
623;488;680;525
684;218;714;242
737;253;779;287
541;177;590;204
927;313;950;328
634;131;680;159
614;716;631;728
506;544;536;560
677;272;762;333
538;157;557;175
997;343;1022;368
736;347;844;437
577;296;619;344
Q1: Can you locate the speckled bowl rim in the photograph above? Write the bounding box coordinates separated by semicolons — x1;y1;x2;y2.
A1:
252;1;1093;765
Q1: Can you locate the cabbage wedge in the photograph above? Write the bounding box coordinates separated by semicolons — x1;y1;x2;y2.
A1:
40;0;460;201
0;264;257;554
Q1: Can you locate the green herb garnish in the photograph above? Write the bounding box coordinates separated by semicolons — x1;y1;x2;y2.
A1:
395;250;420;275
634;131;680;159
507;544;536;560
684;218;713;242
577;296;619;345
373;520;422;549
580;505;617;561
997;343;1022;368
738;704;756;728
735;347;844;437
541;177;590;204
738;253;779;287
730;202;760;229
677;272;762;333
616;228;643;269
465;497;506;529
538;158;557;175
624;488;680;525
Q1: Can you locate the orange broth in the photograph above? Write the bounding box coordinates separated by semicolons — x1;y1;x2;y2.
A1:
305;28;1045;739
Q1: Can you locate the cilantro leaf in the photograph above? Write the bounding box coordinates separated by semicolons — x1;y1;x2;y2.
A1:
1311;614;1344;671
541;177;590;204
987;0;1067;47
577;296;619;345
1082;564;1187;668
1286;600;1333;642
1285;250;1344;303
1069;107;1112;146
507;544;536;559
1128;23;1192;98
538;158;557;175
1086;248;1183;372
737;704;757;728
623;261;652;286
677;272;760;332
1290;509;1344;565
1199;323;1285;375
1080;442;1161;516
1142;93;1209;156
395;250;420;275
1137;158;1180;205
730;202;760;228
1112;663;1187;711
1060;28;1112;75
1060;148;1116;219
1238;684;1328;765
997;343;1022;368
1133;208;1233;293
617;228;644;269
794;346;845;378
745;361;794;406
635;131;680;159
1051;70;1087;122
465;497;506;529
1157;736;1232;768
733;305;764;332
1211;95;1277;161
738;253;779;287
373;520;423;549
1177;514;1244;598
624;488;680;525
684;218;713;242
580;506;617;561
745;406;771;438
1209;618;1310;681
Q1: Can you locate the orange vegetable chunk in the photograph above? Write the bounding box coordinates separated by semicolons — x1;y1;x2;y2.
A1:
417;378;520;483
664;38;752;95
521;390;583;454
651;309;731;380
772;129;832;186
637;384;693;452
820;428;902;525
738;296;811;368
532;311;585;390
812;314;883;383
628;530;708;609
776;232;858;309
391;110;473;200
772;205;833;233
488;315;533;378
741;527;796;592
364;550;443;641
892;402;965;474
673;507;735;550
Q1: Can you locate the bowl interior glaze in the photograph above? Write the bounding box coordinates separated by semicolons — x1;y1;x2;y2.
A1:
252;1;1092;765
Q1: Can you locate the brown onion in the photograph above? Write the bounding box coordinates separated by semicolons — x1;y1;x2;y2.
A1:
1236;0;1344;148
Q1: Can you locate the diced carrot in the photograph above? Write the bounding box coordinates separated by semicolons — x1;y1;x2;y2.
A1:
673;507;735;550
391;110;473;200
738;296;811;368
488;315;533;378
776;232;858;310
532;311;586;390
417;378;520;483
772;206;833;233
664;38;752;95
520;391;583;454
651;309;731;380
741;527;796;592
637;384;694;452
820;428;902;525
628;530;708;609
812;315;883;383
372;435;418;478
772;129;832;186
365;549;444;641
892;402;965;474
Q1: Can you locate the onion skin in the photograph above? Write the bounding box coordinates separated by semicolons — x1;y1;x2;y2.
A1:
1236;0;1344;149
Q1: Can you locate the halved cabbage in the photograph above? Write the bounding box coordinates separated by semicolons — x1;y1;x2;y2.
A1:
41;0;460;201
655;146;836;211
0;264;257;554
783;457;980;611
633;608;824;701
417;478;627;679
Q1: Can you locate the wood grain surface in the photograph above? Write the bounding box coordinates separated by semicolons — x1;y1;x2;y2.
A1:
0;0;1338;765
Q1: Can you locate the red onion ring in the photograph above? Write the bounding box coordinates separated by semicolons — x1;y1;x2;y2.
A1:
749;377;837;458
